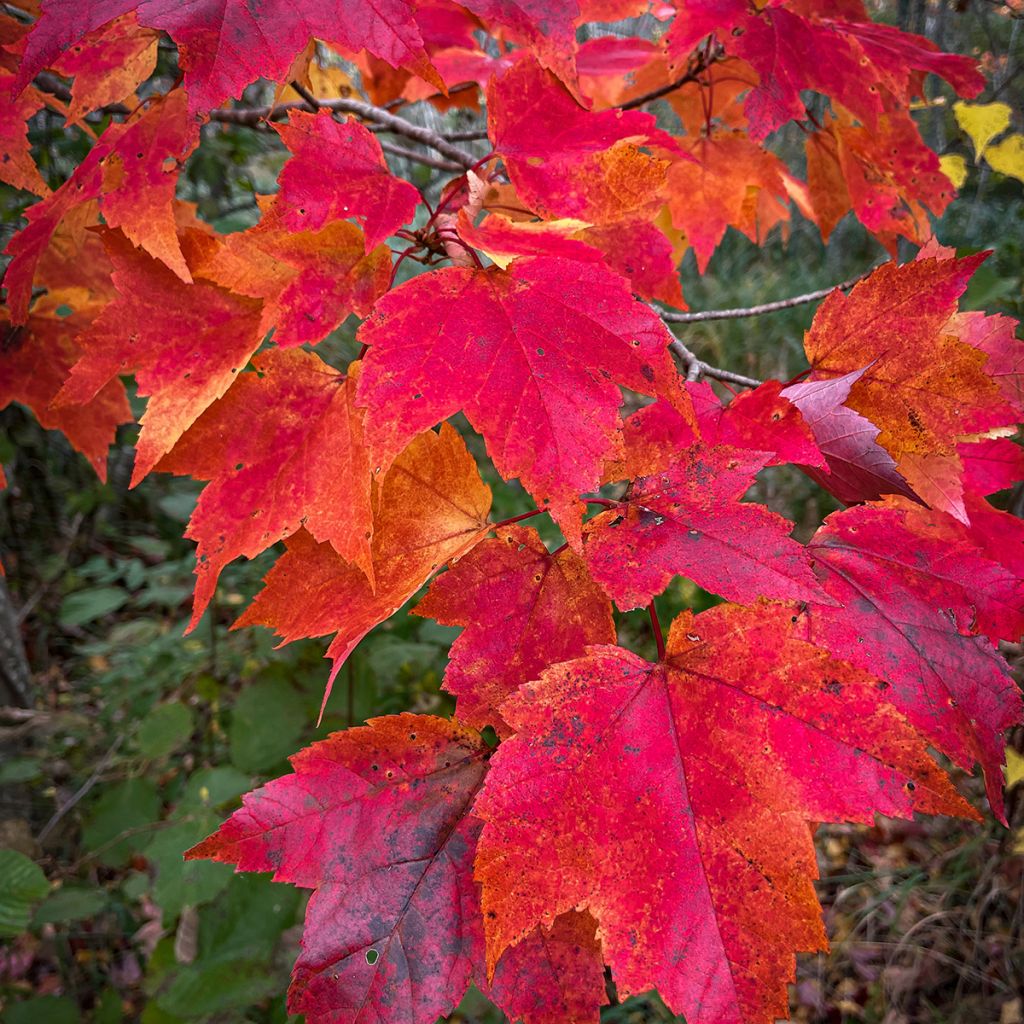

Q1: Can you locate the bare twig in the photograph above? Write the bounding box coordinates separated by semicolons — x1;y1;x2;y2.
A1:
209;95;478;167
37;733;125;844
379;140;464;172
619;42;724;111
659;269;873;324
668;339;763;388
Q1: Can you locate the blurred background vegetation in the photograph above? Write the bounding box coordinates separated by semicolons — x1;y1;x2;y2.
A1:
1;0;1022;1022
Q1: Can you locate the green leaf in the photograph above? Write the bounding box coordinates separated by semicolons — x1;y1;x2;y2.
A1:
229;679;306;772
145;817;232;919
32;886;108;926
1;996;78;1024
82;778;161;866
0;850;49;937
137;702;194;759
0;758;42;784
180;766;251;809
59;585;129;627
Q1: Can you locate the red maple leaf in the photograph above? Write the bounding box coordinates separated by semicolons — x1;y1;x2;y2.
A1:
800;500;1024;820
413;524;616;734
156;350;373;629
475;602;974;1024
356;256;682;542
17;0;439;114
586;444;823;609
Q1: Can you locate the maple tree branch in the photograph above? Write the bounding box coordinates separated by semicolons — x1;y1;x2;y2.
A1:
659;270;872;324
618;41;724;111
379;141;465;172
208;95;479;168
668;338;764;388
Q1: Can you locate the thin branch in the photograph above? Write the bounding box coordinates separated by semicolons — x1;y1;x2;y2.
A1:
669;339;763;388
659;269;873;324
618;42;724;111
37;733;125;844
379;140;464;172
208;95;478;167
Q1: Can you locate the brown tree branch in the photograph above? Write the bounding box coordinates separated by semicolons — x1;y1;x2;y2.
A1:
208;95;479;167
659;269;873;324
618;41;724;111
668;339;763;388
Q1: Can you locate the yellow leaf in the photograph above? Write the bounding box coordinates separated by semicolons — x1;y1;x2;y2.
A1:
954;100;1012;160
1005;746;1024;789
985;133;1024;185
939;153;968;190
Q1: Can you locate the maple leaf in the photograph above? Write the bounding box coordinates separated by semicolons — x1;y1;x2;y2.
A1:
456;209;685;309
0;300;131;479
799;500;1024;820
474;602;974;1024
802;253;1018;521
156;350;373;630
52;13;159;125
0;71;48;196
413;524;616;735
584;444;823;610
187;714;491;1024
605;386;821;485
235;423;492;712
487;55;677;223
4;89;199;321
960;437;1024;496
17;0;438;115
54;229;264;486
356;256;681;543
781;370;919;506
271;111;421;250
458;0;580;96
806;110;956;250
191;208;391;348
189;713;607;1024
665;132;791;273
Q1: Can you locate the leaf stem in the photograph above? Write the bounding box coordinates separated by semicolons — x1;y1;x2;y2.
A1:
492;508;545;528
648;602;665;661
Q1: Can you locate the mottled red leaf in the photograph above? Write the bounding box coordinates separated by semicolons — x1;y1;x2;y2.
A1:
487;55;676;222
800;501;1024;819
803;254;1018;520
272;111;421;250
156;349;373;630
413;524;616;734
356;256;681;543
187;715;490;1024
189;714;607;1024
0;300;131;479
583;444;823;610
475;602;973;1024
4;90;198;321
54;229;264;486
192;209;391;348
53;13;159;125
18;0;438;115
235;424;492;710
